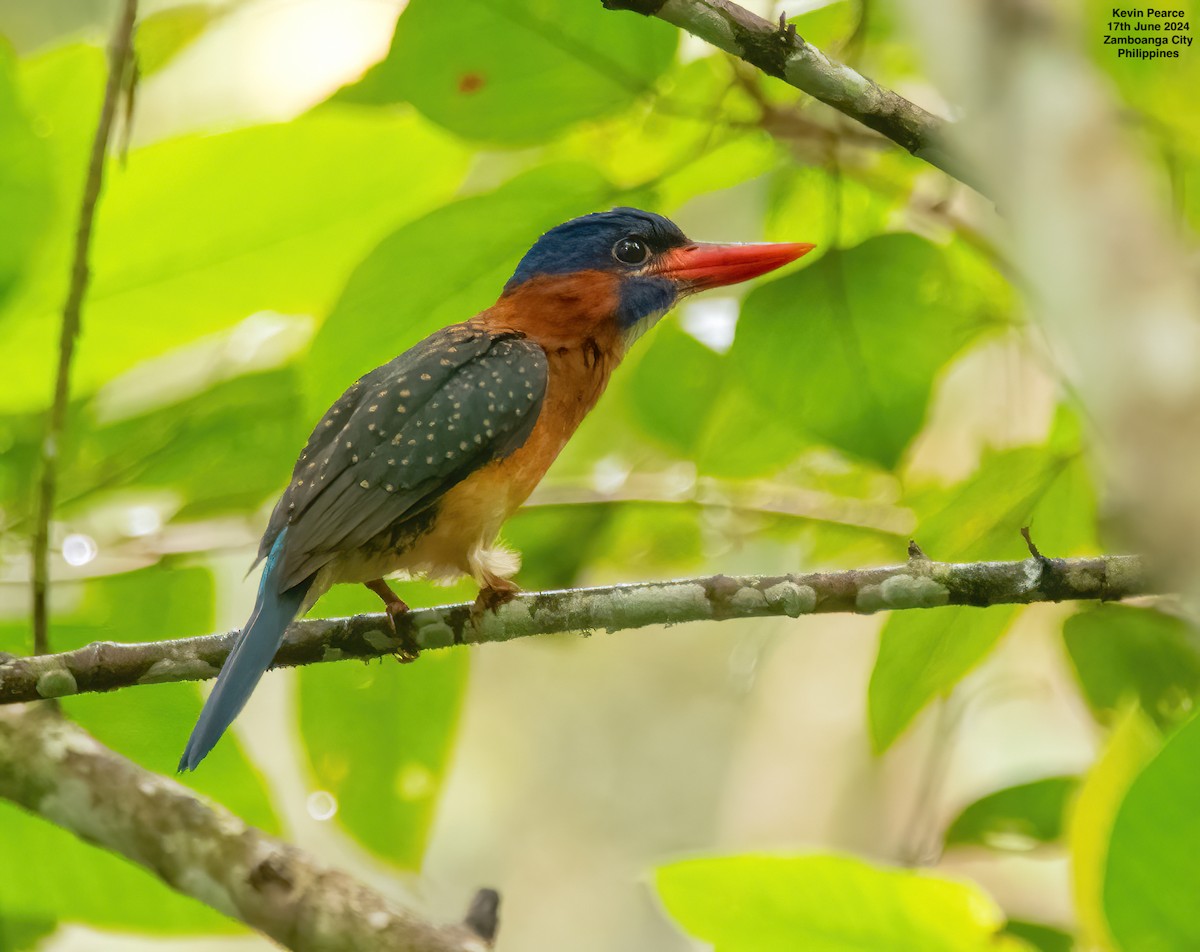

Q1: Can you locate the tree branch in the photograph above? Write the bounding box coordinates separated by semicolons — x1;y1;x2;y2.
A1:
0;703;497;952
0;555;1148;704
602;0;984;193
31;0;139;656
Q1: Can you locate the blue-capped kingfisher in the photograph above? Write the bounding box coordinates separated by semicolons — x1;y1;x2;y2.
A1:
178;208;812;770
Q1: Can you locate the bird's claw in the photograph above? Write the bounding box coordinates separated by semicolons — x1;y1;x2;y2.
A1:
470;581;519;626
382;600;420;662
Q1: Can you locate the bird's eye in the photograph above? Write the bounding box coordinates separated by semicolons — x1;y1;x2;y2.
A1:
613;237;650;265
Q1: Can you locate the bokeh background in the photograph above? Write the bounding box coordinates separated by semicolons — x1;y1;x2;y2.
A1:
1;0;1198;950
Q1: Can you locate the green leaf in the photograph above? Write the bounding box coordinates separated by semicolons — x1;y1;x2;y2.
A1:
944;776;1079;850
1069;706;1159;950
135;4;225;76
1105;711;1200;951
656;853;1021;952
1003;920;1075;952
785;1;860;52
0;802;238;935
694;382;808;478
870;605;1017;752
1064;605;1200;731
342;0;677;143
0;102;468;413
0;918;57;951
305;162;614;416
730;234;988;468
0;42;54;313
502;503;613;590
298;581;469;869
869;446;1089;751
626;322;723;455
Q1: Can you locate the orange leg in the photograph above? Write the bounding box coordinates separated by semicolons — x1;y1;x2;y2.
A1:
365;578;419;661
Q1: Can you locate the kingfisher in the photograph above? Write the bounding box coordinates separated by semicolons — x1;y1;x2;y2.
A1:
178;208;812;770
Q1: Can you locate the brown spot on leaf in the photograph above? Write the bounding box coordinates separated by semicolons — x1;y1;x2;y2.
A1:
458;72;485;94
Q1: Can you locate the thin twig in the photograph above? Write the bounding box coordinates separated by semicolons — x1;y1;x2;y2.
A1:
30;0;139;655
0;555;1150;703
602;0;985;193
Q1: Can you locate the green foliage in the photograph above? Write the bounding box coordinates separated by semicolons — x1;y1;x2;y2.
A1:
305;163;614;416
730;234;989;468
0;1;1175;948
1105;711;1200;951
1064;605;1200;730
299;582;470;869
0;43;53;314
342;0;677;142
656;853;1025;951
1002;920;1074;952
944;776;1078;850
1;51;469;413
869;446;1095;751
135;4;225;76
1069;707;1160;951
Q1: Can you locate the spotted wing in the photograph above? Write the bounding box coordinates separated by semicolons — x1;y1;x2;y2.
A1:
260;323;548;590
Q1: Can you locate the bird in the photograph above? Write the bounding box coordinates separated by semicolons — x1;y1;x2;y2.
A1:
178;207;813;771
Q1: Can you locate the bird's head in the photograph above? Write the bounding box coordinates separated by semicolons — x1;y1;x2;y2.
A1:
498;208;813;347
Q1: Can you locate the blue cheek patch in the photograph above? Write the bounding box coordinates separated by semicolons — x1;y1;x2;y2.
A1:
617;276;676;328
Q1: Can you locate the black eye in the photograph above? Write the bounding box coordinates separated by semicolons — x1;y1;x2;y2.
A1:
613;237;650;265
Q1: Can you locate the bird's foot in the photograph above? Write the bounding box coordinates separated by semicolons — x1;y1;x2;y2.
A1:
366;579;419;662
470;578;520;626
385;601;421;663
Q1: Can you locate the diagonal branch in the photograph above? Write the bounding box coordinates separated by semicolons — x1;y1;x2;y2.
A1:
0;555;1149;704
0;703;497;952
31;0;139;656
602;0;984;193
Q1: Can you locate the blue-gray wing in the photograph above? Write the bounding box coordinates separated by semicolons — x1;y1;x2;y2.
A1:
260;323;548;591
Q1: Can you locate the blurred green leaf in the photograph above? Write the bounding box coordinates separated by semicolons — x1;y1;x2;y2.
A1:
1064;605;1200;731
626;322;722;456
83;368;304;520
299;583;469;869
1105;711;1200;952
503;503;613;590
0;918;57;951
135;4;225;76
1003;920;1074;952
869;446;1093;751
944;776;1078;849
657;853;1022;952
786;0;859;52
1;101;468;413
0;42;54;313
342;0;676;143
730;234;987;468
766;160;910;254
305;162;614;416
694;383;808;479
870;606;1016;753
1082;0;1200;155
1069;706;1159;951
0;801;238;935
551;55;760;191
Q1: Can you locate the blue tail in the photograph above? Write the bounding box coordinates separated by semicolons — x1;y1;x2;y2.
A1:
178;529;311;772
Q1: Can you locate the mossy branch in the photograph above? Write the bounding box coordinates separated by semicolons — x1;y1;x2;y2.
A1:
0;555;1148;704
0;703;498;952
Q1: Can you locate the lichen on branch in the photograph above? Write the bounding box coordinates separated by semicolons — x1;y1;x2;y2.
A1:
0;555;1148;704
